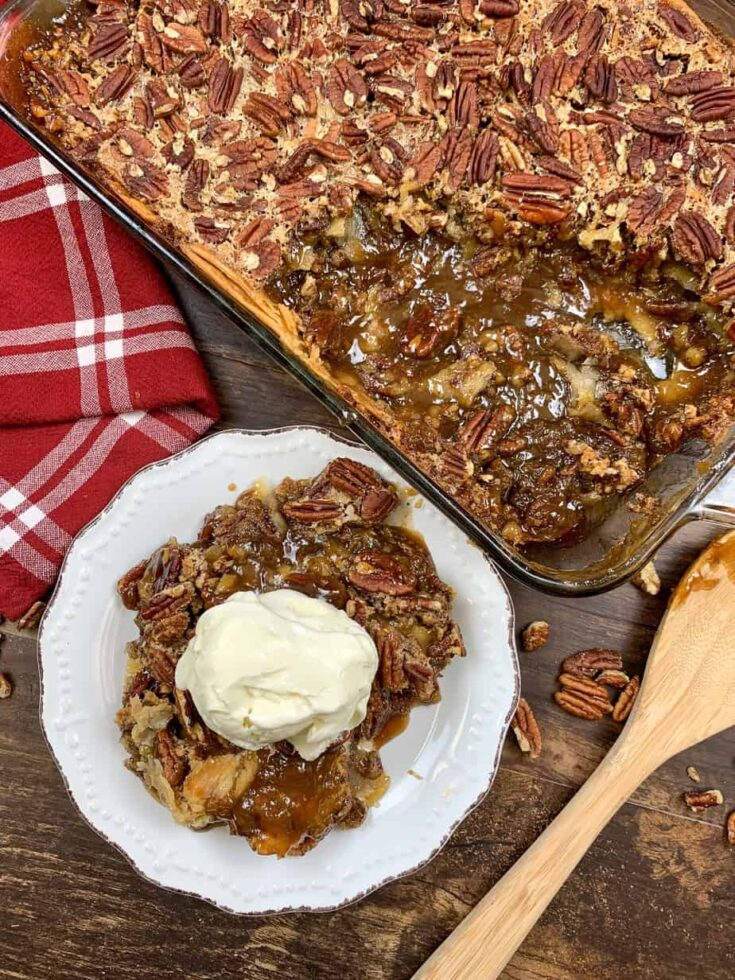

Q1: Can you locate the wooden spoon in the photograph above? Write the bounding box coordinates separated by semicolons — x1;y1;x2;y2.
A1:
414;530;735;980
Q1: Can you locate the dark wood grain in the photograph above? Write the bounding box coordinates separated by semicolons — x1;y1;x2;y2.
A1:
2;269;734;980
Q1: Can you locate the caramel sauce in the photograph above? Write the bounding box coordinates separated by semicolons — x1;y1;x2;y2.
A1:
671;534;735;609
372;713;410;750
270;211;735;547
230;749;352;858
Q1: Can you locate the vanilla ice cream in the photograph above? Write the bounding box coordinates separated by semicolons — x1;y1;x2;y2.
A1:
174;589;379;760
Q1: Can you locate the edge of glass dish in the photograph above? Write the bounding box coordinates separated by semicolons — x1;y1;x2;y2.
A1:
2;0;734;596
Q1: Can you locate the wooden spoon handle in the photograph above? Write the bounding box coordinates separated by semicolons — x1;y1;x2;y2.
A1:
413;733;660;980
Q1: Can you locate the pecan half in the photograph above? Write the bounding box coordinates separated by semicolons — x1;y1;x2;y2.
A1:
208;59;243;114
160;23;208;54
375;625;407;690
672;211;722;266
660;4;699;42
95;64;136;105
479;0;519;16
562;648;622;678
511;698;542;759
327;58;368;116
689;86;735;123
559;672;613;711
281;499;343;523
663;70;722;97
348;551;416;595
727;811;735;845
611;674;639;722
51;69;91;107
554;688;609;720
683;788;723;813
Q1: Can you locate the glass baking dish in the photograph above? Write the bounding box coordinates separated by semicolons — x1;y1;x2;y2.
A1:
2;0;735;596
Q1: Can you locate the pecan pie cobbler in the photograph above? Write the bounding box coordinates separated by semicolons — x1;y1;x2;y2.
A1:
115;458;465;857
25;0;735;546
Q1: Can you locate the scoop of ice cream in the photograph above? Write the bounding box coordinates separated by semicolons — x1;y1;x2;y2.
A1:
174;589;378;761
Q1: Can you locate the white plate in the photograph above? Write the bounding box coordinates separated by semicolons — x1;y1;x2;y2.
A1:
39;427;519;914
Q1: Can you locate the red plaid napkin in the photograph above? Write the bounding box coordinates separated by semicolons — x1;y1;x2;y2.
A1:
0;123;219;620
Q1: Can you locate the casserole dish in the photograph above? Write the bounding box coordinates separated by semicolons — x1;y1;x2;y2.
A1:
2;0;735;595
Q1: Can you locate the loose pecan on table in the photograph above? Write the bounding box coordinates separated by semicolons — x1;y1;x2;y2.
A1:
511;698;542;759
521;620;549;652
683;788;723;813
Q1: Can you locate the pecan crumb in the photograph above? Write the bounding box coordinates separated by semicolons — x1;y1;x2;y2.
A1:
511;698;542;759
631;560;661;596
726;811;735;846
0;673;13;699
16;600;46;632
684;789;723;813
521;620;549;652
611;675;639;723
686;766;701;783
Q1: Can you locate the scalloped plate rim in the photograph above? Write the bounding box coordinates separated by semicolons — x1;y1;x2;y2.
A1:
37;425;520;915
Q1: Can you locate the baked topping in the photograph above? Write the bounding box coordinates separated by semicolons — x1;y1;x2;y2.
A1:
24;0;735;550
23;0;735;297
115;458;465;857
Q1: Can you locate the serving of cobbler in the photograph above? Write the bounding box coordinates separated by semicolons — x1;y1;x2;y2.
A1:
115;458;465;857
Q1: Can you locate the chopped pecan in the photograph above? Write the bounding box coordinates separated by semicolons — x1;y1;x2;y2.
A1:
631;560;661;596
611;675;639;723
401;305;461;358
686;766;701;783
16;600;46;632
0;673;13;699
155;729;187;787
348;551;416;596
727;811;735;846
562;648;622;678
118;560;146;609
683;788;723;813
521;620;549;652
194;216;230;243
511;698;542;759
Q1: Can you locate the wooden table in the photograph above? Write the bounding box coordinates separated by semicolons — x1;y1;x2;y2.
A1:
1;276;733;980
